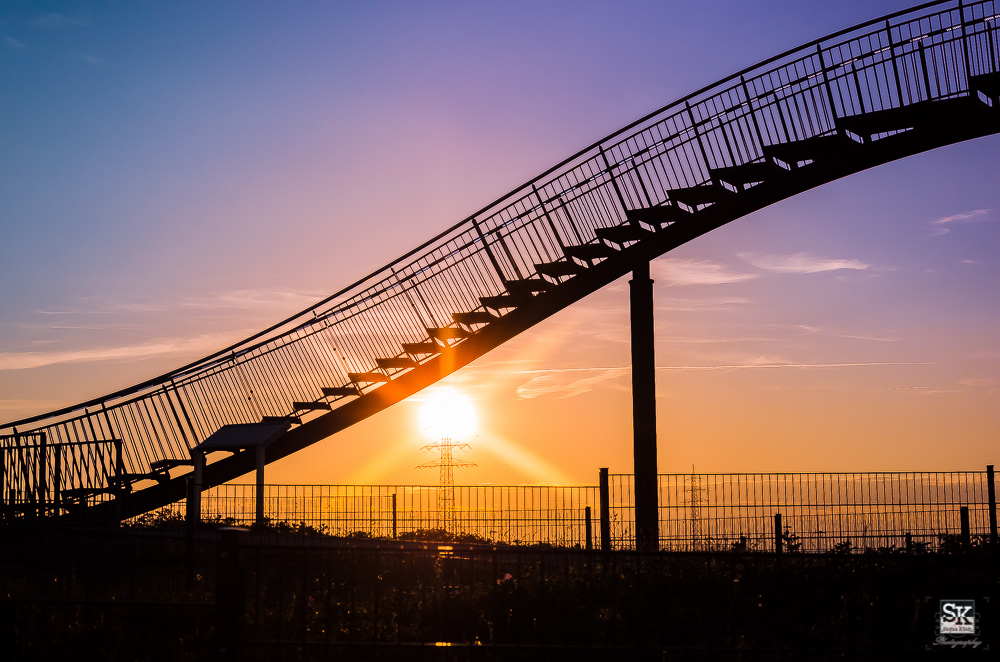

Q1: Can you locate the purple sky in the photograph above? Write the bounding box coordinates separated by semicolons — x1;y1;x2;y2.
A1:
2;1;998;484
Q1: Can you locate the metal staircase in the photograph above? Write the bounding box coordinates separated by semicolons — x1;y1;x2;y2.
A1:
3;0;999;522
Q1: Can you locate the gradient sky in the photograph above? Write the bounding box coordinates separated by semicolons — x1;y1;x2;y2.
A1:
1;1;998;485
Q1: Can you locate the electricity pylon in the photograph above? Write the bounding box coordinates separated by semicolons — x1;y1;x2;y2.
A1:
686;465;704;551
417;438;475;532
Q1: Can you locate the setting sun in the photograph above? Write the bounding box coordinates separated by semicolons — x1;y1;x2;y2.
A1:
418;388;478;441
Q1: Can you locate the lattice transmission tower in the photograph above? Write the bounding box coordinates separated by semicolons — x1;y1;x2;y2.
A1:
686;465;705;551
417;438;475;531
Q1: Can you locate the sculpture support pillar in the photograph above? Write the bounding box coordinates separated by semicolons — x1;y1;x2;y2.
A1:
631;262;659;551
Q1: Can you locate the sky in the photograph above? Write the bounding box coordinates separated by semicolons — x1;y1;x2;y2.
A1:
1;1;998;485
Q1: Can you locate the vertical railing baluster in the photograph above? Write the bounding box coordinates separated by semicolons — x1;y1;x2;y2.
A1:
740;76;767;159
989;5;999;74
531;184;568;253
886;19;905;107
815;43;840;122
684;100;712;180
959;0;973;83
919;40;933;101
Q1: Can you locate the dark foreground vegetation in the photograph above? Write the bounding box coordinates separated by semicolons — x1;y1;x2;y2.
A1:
1;520;995;661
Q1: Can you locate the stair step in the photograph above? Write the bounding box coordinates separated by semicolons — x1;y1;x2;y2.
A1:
668;183;732;209
504;278;554;294
402;341;441;355
480;293;531;311
377;357;417;370
321;386;359;398
110;471;169;486
565;243;616;261
971;71;1000;104
625;205;690;227
349;372;390;383
150;458;194;471
262;415;302;424
535;260;585;278
427;327;469;341
596;223;654;245
710;161;783;187
453;311;495;325
763;132;860;168
293;401;332;411
63;486;119;500
835;97;972;139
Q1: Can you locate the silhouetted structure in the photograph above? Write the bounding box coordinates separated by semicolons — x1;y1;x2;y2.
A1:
687;468;705;550
630;263;659;550
418;438;475;531
2;0;999;524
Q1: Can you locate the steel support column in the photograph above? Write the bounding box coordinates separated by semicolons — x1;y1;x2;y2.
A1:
630;262;658;551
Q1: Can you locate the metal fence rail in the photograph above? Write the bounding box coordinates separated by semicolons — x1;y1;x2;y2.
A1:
133;468;998;553
610;471;995;551
3;0;998;520
152;483;601;548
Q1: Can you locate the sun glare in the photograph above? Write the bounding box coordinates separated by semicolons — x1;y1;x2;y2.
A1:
418;388;478;441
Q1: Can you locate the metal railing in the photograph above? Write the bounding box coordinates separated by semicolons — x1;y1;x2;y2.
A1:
147;483;600;547
3;1;998;511
129;468;998;552
609;470;995;551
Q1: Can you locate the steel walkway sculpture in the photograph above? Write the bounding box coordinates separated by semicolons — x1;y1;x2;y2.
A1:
3;0;1000;521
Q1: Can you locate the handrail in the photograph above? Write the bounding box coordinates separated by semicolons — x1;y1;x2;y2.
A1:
2;0;997;512
2;0;971;431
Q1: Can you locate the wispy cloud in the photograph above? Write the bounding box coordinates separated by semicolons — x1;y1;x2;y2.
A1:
515;367;629;399
180;289;326;311
514;361;924;399
651;258;757;286
5;36;26;48
0;331;251;371
31;288;326;321
29;13;89;28
657;296;751;311
958;377;996;387
928;208;990;235
661;335;782;344
836;332;899;342
739;252;869;274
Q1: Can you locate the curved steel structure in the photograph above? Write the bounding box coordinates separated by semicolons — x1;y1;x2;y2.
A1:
3;0;999;520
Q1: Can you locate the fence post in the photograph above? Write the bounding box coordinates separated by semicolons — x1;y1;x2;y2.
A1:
392;493;398;540
987;464;997;545
191;450;204;526
599;468;611;552
774;513;783;554
255;446;265;528
960;506;971;552
216;527;246;660
185;478;195;590
585;506;593;550
905;532;913;553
